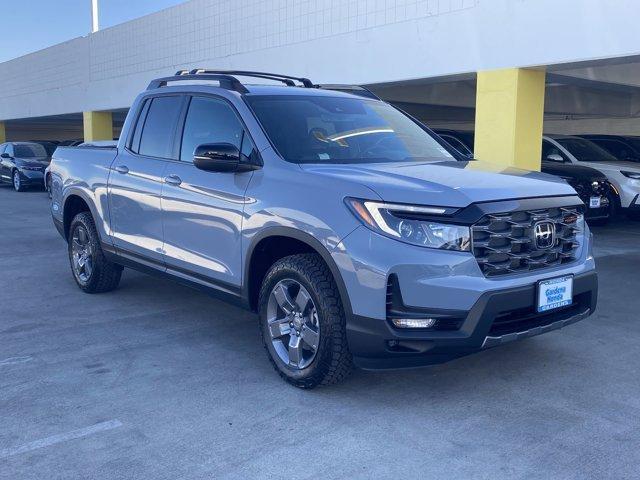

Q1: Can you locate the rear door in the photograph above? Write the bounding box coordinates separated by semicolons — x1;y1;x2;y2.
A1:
160;95;255;289
108;95;184;265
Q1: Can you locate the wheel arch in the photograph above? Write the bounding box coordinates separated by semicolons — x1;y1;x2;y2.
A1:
62;189;100;241
244;227;353;317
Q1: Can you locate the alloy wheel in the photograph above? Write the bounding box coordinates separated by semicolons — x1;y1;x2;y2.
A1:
266;279;320;370
13;171;20;191
71;226;93;284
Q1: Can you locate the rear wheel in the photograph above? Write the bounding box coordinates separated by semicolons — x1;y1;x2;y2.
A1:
68;212;123;293
258;253;352;388
12;170;26;192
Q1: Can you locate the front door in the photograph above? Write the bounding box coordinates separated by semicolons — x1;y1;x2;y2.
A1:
108;95;184;265
161;95;255;289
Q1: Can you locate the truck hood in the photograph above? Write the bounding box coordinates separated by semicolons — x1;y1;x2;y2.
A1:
301;160;576;207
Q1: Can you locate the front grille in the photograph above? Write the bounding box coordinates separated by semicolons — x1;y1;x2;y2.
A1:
472;206;582;277
573;180;609;203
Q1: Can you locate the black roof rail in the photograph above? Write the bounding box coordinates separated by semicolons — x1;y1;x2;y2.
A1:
315;84;381;100
147;70;378;100
147;73;249;93
188;69;315;88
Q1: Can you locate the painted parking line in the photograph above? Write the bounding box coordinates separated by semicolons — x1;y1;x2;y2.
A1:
0;356;33;366
0;420;123;459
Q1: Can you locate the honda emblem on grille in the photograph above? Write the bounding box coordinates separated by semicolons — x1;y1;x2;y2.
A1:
533;221;556;250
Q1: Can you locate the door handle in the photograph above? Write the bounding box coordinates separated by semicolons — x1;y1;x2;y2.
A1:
114;165;129;174
164;174;182;186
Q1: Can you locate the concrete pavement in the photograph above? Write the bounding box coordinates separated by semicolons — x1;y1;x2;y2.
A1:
1;184;639;479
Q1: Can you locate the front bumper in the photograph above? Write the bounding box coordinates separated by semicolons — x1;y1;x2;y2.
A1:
583;197;611;220
17;169;45;186
627;194;640;212
347;270;597;369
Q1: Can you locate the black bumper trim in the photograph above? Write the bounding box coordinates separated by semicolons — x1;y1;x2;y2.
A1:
481;307;590;348
347;270;597;370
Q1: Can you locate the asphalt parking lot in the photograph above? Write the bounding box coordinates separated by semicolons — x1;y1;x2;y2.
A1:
1;185;639;480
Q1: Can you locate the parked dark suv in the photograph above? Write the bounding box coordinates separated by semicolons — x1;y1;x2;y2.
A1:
0;142;50;192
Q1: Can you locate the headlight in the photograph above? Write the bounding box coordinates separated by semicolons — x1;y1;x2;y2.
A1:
621;170;640;180
345;198;471;251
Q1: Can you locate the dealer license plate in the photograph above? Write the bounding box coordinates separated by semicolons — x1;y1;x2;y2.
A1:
589;196;601;208
537;275;573;313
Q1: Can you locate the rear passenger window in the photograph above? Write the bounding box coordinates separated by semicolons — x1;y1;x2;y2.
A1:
179;96;246;162
129;99;150;154
138;96;183;159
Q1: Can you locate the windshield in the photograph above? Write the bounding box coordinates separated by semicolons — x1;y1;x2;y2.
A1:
14;143;47;158
624;137;640;155
557;138;618;162
245;95;454;164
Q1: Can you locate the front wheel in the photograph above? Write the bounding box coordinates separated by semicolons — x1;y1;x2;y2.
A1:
68;212;123;293
13;170;26;192
258;254;352;388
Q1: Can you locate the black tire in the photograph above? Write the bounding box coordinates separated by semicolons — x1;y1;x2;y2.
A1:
258;253;352;388
68;212;123;293
12;170;26;192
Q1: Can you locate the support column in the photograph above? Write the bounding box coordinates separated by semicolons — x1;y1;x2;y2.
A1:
474;68;546;171
83;111;113;142
0;122;6;143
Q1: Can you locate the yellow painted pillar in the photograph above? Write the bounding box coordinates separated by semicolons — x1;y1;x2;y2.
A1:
83;111;113;142
474;68;546;171
0;122;6;143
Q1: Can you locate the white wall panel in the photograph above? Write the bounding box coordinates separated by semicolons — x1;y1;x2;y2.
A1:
0;0;639;120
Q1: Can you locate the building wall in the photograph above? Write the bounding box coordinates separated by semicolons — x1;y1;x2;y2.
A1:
1;0;640;120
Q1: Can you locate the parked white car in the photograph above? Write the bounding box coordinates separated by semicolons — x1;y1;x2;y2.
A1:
543;135;640;216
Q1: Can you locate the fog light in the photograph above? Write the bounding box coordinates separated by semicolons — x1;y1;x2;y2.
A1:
392;318;437;329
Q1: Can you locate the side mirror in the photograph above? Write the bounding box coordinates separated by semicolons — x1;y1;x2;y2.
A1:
193;143;259;173
0;153;11;159
546;153;564;162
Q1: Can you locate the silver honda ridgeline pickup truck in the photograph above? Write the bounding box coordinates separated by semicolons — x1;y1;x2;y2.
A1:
50;70;597;388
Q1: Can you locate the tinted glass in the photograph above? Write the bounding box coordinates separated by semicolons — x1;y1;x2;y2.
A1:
442;135;472;156
138;96;183;159
130;99;150;153
14;143;47;157
557;138;618;162
246;95;453;164
592;139;639;160
34;142;57;156
541;140;567;162
623;137;640;154
180;96;245;162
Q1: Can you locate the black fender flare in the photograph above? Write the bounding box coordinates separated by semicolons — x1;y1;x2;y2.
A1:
243;226;353;318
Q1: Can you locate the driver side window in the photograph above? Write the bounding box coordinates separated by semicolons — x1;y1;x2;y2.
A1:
179;96;250;162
